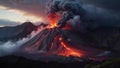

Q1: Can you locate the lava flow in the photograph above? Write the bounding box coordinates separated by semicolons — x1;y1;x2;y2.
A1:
58;37;82;57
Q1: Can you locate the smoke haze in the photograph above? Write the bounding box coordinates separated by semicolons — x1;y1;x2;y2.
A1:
0;27;44;56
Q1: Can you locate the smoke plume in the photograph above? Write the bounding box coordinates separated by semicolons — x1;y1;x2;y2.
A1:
47;0;120;31
0;27;44;56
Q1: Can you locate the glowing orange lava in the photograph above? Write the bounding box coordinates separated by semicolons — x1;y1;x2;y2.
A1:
48;14;60;28
58;37;82;57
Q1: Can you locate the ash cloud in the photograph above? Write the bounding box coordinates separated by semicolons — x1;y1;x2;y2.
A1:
82;0;120;12
47;0;120;31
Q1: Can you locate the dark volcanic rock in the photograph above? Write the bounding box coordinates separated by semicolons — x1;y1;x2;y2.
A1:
0;55;92;68
0;22;37;42
0;55;119;68
77;26;120;53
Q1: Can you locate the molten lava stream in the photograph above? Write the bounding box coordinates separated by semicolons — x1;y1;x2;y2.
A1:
58;37;82;57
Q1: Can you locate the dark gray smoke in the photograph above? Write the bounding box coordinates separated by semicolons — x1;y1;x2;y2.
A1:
47;0;85;28
0;27;44;56
47;0;120;32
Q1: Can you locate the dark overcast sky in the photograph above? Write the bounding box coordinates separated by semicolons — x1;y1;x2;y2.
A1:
0;0;120;17
82;0;120;13
0;0;120;26
0;0;48;20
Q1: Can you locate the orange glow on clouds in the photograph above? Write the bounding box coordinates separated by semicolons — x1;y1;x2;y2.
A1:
48;14;60;28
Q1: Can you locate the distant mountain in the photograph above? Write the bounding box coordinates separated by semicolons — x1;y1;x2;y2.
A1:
74;26;120;53
0;22;38;42
38;23;48;27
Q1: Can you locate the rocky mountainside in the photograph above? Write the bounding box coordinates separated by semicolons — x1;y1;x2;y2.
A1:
0;22;38;42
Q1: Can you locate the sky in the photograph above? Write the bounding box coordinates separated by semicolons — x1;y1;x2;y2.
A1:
0;0;48;27
0;0;120;27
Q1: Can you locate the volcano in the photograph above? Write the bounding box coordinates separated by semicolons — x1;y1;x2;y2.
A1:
17;24;114;61
21;27;82;57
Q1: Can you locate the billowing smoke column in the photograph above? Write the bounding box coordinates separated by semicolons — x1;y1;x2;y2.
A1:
47;0;85;28
47;0;120;32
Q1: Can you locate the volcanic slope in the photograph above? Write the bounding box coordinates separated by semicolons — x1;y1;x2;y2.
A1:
18;26;119;61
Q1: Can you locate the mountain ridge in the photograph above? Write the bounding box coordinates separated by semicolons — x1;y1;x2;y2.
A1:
0;22;37;42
